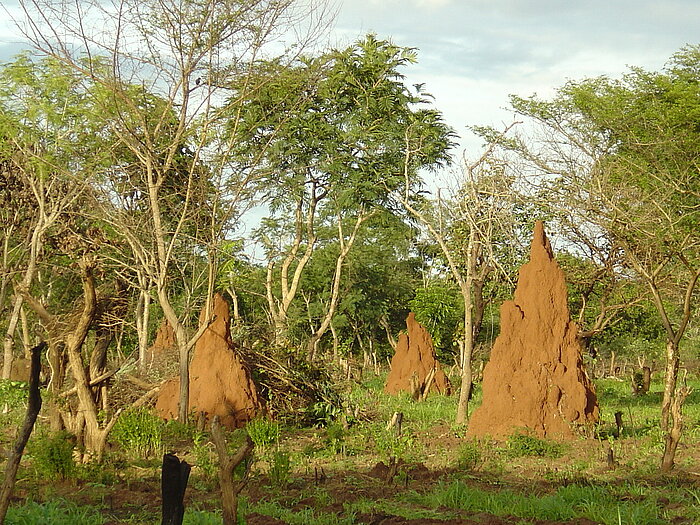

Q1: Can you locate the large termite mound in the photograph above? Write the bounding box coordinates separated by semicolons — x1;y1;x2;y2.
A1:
155;293;261;429
467;221;598;439
384;312;451;397
145;318;178;367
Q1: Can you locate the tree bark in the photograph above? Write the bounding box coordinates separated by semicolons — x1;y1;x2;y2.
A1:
661;387;690;472
210;417;254;525
0;342;45;523
660;340;680;431
136;285;151;370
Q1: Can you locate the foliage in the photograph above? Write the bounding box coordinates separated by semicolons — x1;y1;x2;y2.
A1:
505;432;565;458
27;431;76;480
192;431;218;483
409;281;463;358
456;439;483;470
0;379;29;410
268;449;292;487
323;423;347;455
372;427;415;461
246;417;281;449
110;407;164;458
4;499;104;525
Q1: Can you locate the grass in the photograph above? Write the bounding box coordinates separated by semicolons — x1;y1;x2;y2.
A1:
1;372;699;524
402;481;672;525
4;499;105;525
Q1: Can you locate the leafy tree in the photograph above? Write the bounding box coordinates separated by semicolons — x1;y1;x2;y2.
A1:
500;45;700;470
409;282;463;362
230;35;455;356
0;54;109;385
16;0;330;422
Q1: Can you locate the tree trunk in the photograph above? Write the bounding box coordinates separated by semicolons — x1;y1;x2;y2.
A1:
2;296;23;379
210;417;254;525
660;339;680;431
136;287;151;370
455;231;477;426
0;342;45;523
161;453;191;525
661;387;690;472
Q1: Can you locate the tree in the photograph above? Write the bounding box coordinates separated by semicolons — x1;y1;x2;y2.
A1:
501;45;700;470
0;55;107;386
231;35;455;355
397;126;525;425
16;0;332;422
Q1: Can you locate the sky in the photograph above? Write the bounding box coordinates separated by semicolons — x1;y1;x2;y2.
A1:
326;0;700;154
1;0;698;154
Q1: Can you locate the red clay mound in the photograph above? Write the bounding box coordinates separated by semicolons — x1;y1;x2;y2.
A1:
155;293;261;429
145;318;177;366
466;221;598;439
384;312;451;397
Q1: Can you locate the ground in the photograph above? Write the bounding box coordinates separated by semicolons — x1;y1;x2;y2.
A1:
1;375;700;524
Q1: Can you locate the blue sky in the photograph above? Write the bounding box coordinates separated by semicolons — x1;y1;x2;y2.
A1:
1;0;698;153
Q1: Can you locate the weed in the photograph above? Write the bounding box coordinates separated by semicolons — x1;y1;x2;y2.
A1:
246;416;281;449
111;407;164;458
372;427;415;460
192;432;218;484
506;431;565;458
0;379;29;410
4;499;104;525
323;423;346;455
268;449;292;487
27;430;76;480
456;439;483;470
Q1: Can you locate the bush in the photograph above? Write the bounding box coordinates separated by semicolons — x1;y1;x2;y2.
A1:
111;407;164;458
192;432;218;484
268;449;291;487
246;417;280;449
506;432;564;458
457;440;483;470
28;431;76;480
323;423;346;455
0;379;29;410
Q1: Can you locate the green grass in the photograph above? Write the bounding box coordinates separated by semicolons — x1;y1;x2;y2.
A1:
4;499;105;525
595;377;700;440
246;500;356;524
3;372;699;524
403;481;672;525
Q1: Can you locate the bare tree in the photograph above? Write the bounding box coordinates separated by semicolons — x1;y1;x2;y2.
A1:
15;0;333;422
398;123;523;425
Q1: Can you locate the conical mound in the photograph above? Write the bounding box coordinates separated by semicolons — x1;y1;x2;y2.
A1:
466;221;598;439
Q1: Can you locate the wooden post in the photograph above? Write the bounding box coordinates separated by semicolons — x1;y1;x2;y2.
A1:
161;453;191;525
0;342;46;523
613;411;623;439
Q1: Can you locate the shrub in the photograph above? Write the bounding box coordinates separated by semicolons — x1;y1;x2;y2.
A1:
192;432;218;484
323;423;346;455
0;379;29;410
111;407;164;458
28;431;76;480
506;432;564;458
457;440;483;470
246;417;280;449
268;449;292;487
